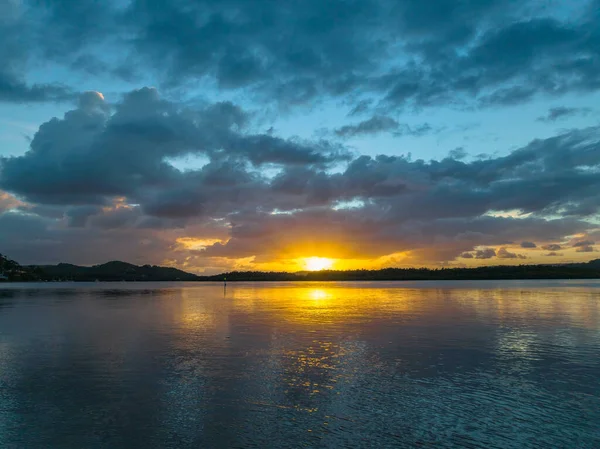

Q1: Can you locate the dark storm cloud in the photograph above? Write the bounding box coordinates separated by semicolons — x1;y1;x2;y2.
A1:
576;245;595;253
5;0;599;111
520;241;537;248
537;107;592;122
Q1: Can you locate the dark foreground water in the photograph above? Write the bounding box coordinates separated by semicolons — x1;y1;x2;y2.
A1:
0;281;599;448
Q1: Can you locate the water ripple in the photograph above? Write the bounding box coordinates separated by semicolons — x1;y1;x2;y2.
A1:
0;280;599;448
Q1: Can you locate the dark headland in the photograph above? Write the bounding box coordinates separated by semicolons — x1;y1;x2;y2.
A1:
2;252;600;282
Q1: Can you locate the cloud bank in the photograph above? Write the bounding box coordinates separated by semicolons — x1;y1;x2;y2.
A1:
0;0;599;272
0;88;598;272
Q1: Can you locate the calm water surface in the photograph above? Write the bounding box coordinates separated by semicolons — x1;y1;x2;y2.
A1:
0;280;599;448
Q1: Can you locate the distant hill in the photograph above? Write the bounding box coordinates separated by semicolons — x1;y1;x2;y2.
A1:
0;253;43;281
29;261;203;282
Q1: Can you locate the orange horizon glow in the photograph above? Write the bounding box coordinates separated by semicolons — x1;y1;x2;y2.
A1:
161;239;599;275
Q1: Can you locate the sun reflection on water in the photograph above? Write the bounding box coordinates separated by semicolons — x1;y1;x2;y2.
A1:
1;281;599;447
308;289;330;301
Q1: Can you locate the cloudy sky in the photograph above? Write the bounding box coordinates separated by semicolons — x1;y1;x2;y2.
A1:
0;0;599;273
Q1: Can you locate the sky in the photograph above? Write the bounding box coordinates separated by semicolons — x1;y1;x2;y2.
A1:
0;0;599;274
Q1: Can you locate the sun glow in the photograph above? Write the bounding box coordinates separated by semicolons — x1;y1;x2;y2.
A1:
304;257;334;271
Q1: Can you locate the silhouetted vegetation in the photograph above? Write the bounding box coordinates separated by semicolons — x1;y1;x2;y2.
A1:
30;261;202;282
207;262;600;281
1;252;600;282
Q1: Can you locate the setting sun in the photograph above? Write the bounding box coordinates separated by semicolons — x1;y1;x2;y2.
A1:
304;257;334;271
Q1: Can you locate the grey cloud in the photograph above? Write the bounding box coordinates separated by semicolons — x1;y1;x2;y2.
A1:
572;240;595;248
576;245;595;252
448;148;468;160
260;122;600;230
331;125;600;223
0;89;346;211
478;86;536;106
572;240;595;247
141;190;205;219
474;248;496;259
20;205;67;220
217;49;266;89
348;99;373;116
394;123;434;137
459;252;474;259
138;160;269;219
545;252;562;256
226;135;350;166
335;116;400;137
537;107;592;122
542;244;562;251
64;203;191;231
334;116;436;139
497;247;527;259
122;0;384;99
134;206;594;265
520;241;537;248
0;190;21;213
66;205;103;228
34;0;118;61
89;207;143;230
381;13;600;110
0;210;178;266
0;71;74;104
136;216;188;230
0;2;79;105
